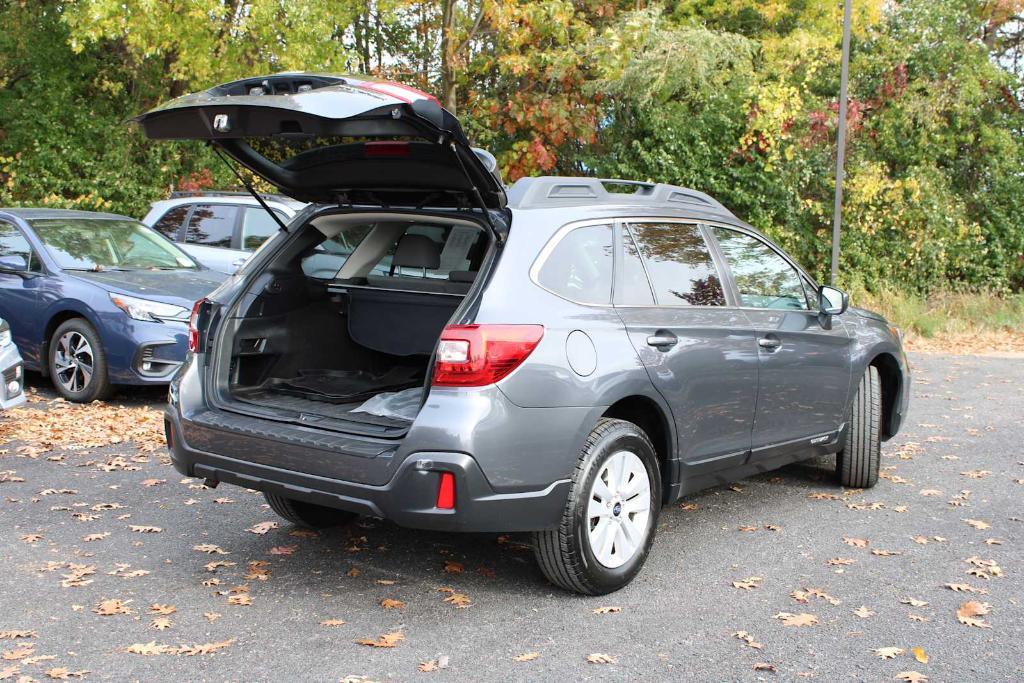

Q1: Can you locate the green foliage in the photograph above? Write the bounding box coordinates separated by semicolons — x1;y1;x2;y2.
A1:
0;0;1021;293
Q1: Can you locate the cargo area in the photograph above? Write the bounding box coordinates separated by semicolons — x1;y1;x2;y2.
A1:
217;212;490;435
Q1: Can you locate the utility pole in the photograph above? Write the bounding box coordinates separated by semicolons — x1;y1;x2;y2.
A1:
831;0;852;285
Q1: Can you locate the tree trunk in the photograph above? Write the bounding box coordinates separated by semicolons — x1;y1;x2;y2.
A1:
440;0;457;113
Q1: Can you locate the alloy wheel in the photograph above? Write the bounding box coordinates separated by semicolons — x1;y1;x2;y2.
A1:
586;450;652;569
53;331;94;394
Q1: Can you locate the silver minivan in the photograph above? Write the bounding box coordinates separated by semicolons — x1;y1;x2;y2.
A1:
141;73;910;594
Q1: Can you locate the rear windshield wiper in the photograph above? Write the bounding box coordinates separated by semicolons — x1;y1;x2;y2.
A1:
211;142;289;233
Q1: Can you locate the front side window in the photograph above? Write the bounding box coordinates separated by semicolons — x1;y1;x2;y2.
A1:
627;222;725;306
711;227;808;310
29;219;198;271
185;204;237;247
537;223;613;305
152;205;188;240
0;222;40;272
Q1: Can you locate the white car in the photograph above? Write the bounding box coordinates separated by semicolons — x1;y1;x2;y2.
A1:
0;318;26;409
142;193;306;274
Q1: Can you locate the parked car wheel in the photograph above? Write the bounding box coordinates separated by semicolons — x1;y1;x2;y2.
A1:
836;365;881;488
263;492;357;529
48;318;111;403
533;418;661;595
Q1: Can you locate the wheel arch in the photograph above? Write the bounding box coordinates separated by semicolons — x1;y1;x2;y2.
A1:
601;394;675;504
868;352;902;441
40;306;100;378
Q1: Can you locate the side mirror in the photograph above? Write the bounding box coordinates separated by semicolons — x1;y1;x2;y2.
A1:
819;285;849;316
0;254;27;272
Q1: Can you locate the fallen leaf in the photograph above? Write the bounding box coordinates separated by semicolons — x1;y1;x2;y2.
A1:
443;592;471;608
960;470;990;479
268;545;296;555
148;604;176;615
918;489;942;496
772;612;818;627
319;619;346;627
203;613;220;622
592;606;622;614
900;597;928;607
247;521;279;535
204;560;236;572
150;617;172;631
123;641;175;656
733;631;763;649
513;652;540;662
192;544;229;555
227;594;252;606
19;534;42;543
895;672;928;682
944;583;987;594
346;567;361;578
586;653;616;664
956;600;992;628
128;525;162;533
853;606;875;618
379;598;405;610
871;549;903;556
733;577;762;590
44;667;89;679
82;533;109;542
911;646;928;664
753;663;776;672
140;478;165;487
875;647;904;659
93;598;131;616
963;519;991;530
843;537;869;547
443;561;464;574
828;557;855;566
355;631;404;648
0;632;35;640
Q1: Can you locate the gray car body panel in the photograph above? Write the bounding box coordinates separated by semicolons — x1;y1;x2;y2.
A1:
165;193;909;533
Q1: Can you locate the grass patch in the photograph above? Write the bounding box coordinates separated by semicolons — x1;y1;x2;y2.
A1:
847;283;1024;346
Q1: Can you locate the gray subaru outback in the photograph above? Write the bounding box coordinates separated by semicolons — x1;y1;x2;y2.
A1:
141;74;909;595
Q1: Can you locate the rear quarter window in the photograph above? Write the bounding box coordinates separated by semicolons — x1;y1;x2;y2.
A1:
536;223;613;305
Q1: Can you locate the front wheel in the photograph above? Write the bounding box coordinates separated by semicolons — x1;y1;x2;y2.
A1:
533;418;661;595
836;365;882;488
48;318;111;403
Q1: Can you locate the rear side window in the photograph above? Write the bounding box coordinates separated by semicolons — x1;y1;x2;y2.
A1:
711;228;808;310
616;229;655;305
627;222;725;306
537;224;613;305
241;207;284;250
185;204;237;247
152;205;188;240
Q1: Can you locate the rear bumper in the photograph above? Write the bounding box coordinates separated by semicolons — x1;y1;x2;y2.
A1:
164;409;571;533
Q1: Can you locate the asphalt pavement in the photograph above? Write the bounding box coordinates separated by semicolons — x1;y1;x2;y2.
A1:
0;352;1021;682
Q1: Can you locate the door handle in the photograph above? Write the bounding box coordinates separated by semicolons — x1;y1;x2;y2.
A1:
646;332;678;350
757;336;781;351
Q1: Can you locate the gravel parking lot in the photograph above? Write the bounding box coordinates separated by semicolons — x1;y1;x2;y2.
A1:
1;352;1021;682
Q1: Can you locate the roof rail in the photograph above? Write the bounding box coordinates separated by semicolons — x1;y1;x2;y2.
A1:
167;190;296;203
505;176;734;216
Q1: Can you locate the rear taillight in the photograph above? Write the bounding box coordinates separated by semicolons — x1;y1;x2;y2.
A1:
432;324;544;387
187;298;207;353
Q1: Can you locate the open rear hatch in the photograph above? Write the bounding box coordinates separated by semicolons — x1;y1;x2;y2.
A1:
137;74;504;438
135;73;506;213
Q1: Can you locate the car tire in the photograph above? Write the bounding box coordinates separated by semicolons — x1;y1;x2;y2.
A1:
836;365;881;488
263;492;357;529
533;418;662;595
48;318;111;403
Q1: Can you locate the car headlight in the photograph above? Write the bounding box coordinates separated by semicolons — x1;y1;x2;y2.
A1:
0;321;11;347
109;293;190;323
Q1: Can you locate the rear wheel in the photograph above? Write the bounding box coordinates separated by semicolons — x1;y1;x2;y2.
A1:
263;492;357;528
533;418;661;595
836;365;881;488
48;318;111;403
